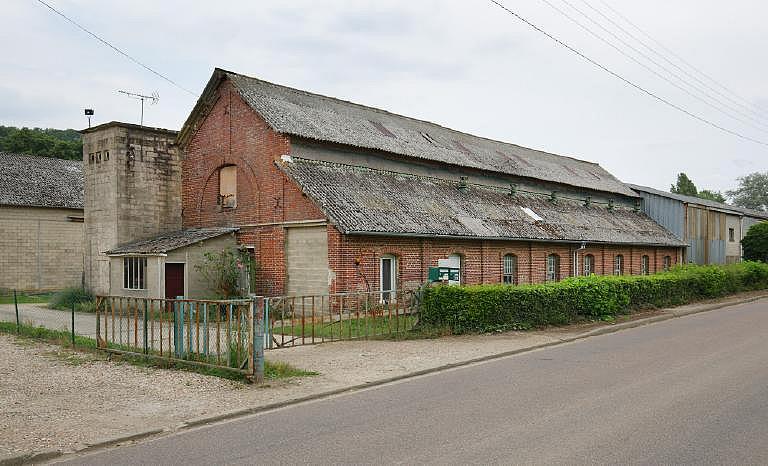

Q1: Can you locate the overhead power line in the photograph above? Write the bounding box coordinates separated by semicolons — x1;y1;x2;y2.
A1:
593;0;768;120
487;0;768;148
35;0;198;96
540;0;768;134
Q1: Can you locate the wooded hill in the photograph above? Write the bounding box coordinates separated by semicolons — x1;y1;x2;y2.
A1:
0;125;82;160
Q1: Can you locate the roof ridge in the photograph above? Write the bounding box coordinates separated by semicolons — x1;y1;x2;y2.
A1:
222;69;602;168
0;151;82;165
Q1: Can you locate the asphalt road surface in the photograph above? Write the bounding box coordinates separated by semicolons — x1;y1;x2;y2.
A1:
59;298;768;465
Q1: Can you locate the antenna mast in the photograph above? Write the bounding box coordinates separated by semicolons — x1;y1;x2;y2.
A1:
117;90;159;126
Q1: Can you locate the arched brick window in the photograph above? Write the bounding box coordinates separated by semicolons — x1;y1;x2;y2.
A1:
614;255;624;275
583;254;594;276
546;254;560;282
218;165;237;208
503;254;518;285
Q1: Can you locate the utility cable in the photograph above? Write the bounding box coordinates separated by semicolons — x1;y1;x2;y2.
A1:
487;0;768;148
35;0;198;96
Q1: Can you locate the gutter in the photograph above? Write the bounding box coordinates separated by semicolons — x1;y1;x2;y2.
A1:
344;230;687;248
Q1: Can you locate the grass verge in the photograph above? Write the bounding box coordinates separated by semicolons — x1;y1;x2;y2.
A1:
0;291;54;305
273;314;418;340
0;322;316;382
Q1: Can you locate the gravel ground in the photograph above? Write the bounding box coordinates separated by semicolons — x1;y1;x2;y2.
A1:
1;291;765;456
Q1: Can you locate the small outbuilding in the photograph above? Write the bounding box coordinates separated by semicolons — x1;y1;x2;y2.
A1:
104;227;238;299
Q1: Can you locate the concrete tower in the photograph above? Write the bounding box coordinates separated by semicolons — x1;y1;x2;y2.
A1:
81;122;181;295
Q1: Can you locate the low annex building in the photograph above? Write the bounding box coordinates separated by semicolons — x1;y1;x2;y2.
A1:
629;184;768;264
0;152;84;291
161;68;687;298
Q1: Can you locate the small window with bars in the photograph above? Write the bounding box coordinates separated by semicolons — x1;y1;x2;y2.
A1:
503;254;517;284
614;255;624;276
641;255;650;275
663;256;672;271
583;254;594;276
123;256;147;290
546;254;560;282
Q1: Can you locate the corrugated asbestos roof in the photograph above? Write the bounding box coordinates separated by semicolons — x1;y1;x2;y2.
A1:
0;152;83;209
220;69;637;197
280;158;686;247
106;228;238;255
628;184;768;219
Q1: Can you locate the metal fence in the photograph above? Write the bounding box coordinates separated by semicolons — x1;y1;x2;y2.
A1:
265;289;420;348
0;289;97;344
95;296;265;382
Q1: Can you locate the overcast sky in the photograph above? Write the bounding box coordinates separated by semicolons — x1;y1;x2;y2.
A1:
2;0;766;193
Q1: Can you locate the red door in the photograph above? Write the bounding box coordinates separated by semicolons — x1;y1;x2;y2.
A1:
165;263;185;299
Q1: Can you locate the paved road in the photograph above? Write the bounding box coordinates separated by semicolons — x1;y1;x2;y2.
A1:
59;298;768;465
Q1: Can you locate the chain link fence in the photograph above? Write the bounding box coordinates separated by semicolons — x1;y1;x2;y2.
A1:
0;288;98;344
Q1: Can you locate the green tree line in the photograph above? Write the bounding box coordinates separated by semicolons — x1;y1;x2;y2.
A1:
0;125;82;160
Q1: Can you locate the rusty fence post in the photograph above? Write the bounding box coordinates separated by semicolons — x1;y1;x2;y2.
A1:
13;289;20;333
143;299;149;356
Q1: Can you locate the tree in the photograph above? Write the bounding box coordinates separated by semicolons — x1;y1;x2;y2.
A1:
697;189;726;203
670;173;698;196
742;222;768;262
0;125;82;160
727;172;768;212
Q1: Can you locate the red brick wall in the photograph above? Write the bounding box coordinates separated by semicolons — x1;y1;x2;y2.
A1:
328;228;681;293
182;77;683;296
182;78;325;295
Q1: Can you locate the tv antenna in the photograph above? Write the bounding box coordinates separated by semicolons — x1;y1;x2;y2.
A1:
117;90;159;126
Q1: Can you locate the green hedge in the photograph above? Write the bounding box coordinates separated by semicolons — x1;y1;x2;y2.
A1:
420;262;768;334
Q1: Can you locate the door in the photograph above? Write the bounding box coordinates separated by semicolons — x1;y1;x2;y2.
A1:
165;263;185;299
285;226;329;296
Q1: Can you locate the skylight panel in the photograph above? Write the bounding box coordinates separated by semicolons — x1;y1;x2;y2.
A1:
521;207;543;221
369;120;395;138
420;132;438;145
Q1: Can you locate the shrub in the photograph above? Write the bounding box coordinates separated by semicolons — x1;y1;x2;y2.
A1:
742;222;768;262
420;262;768;334
49;287;94;311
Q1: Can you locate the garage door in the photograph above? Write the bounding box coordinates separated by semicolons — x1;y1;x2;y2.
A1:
285;226;329;296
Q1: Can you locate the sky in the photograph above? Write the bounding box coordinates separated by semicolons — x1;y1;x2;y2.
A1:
1;0;766;194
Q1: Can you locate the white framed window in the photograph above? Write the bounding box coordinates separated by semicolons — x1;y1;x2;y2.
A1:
123;256;147;290
503;254;517;285
641;255;650;275
380;254;397;302
546;254;560;282
614;255;624;276
583;254;594;276
663;255;672;271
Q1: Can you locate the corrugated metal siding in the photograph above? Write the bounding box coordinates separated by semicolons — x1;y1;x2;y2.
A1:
638;192;685;239
708;240;726;264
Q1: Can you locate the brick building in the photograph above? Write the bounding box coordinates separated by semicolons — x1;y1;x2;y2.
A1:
0;152;84;291
167;68;685;297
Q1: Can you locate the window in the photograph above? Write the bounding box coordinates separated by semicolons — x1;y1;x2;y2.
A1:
448;253;462;285
218;165;237;208
583;254;594;276
546;254;560;282
641;255;650;275
123;257;147;290
663;255;672;271
380;255;397;302
729;228;735;242
503;254;517;284
614;255;624;275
